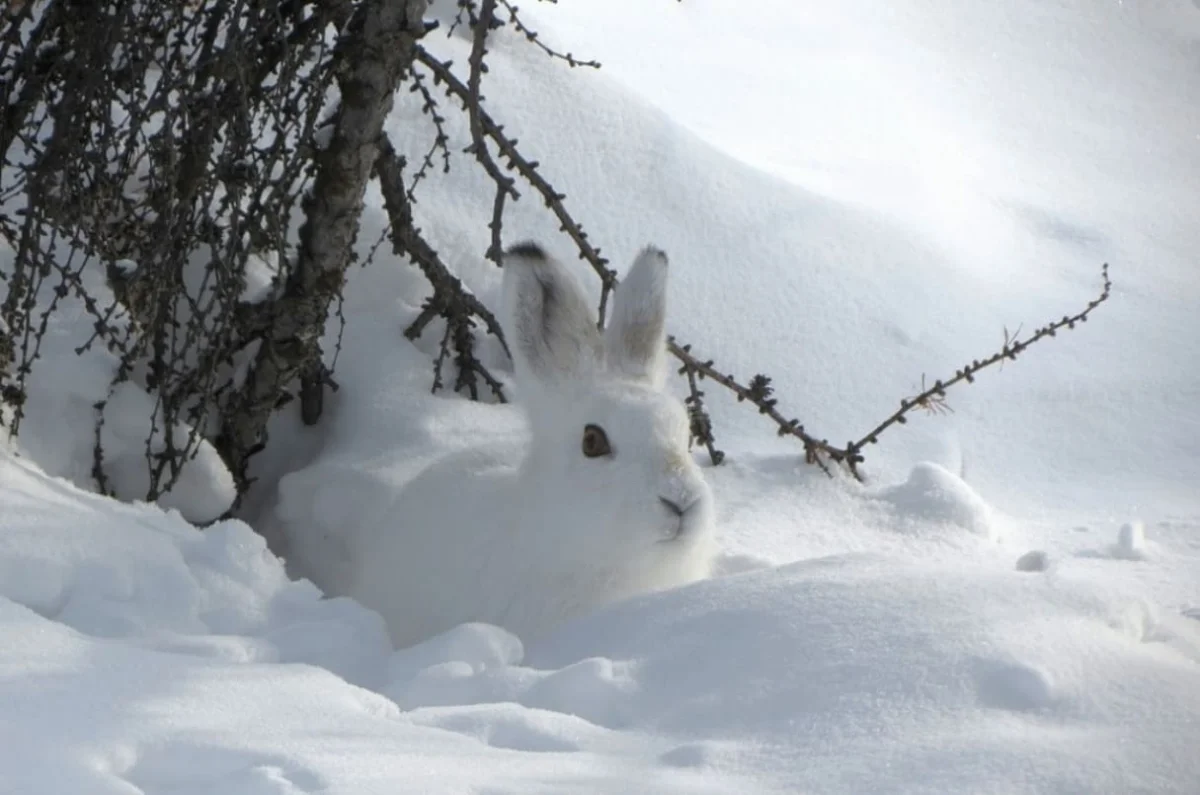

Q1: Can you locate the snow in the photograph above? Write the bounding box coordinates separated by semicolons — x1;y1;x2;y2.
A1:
1117;520;1150;560
0;245;237;525
6;449;1200;793
4;0;1200;793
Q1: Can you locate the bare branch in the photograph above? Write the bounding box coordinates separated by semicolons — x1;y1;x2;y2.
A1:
465;0;517;265
842;263;1113;473
498;1;602;69
414;46;618;326
668;338;840;476
676;347;724;466
375;134;508;402
404;67;454;197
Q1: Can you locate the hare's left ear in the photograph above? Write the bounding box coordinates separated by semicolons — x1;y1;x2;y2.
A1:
604;245;669;388
502;241;603;389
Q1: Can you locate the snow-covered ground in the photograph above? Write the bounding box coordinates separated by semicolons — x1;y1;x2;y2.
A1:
3;1;1200;792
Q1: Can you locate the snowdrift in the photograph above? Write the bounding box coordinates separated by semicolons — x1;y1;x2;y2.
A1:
5;452;1200;793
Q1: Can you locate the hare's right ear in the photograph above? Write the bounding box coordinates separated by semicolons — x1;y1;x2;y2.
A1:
603;245;669;389
502;242;602;388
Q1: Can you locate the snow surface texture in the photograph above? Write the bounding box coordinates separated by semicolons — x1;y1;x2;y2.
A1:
4;0;1200;792
6;451;1200;794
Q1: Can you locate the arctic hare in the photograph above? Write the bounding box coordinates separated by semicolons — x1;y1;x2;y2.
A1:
347;242;718;648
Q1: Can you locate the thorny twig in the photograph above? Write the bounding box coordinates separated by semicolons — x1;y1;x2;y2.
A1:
497;1;601;69
840;263;1113;478
465;0;516;264
674;263;1112;480
414;46;619;326
375;135;508;402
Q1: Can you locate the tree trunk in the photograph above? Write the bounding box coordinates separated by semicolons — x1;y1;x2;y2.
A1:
218;0;430;487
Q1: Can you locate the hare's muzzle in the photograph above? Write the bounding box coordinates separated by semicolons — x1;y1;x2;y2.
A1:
657;493;705;542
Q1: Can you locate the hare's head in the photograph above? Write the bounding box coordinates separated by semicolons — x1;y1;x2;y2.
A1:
500;242;716;583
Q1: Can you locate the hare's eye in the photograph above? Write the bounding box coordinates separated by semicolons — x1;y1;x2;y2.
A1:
581;424;612;458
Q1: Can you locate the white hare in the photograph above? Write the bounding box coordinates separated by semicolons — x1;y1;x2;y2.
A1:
345;242;718;648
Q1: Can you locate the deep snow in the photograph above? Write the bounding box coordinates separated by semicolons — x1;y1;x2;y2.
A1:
6;450;1200;794
3;0;1200;792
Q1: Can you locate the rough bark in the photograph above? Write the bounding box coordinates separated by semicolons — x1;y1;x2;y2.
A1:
218;0;429;486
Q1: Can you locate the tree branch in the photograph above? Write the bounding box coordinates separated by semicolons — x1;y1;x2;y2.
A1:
465;0;516;264
668;338;839;476
497;1;602;69
841;262;1113;475
375;134;508;402
414;46;618;326
671;262;1113;480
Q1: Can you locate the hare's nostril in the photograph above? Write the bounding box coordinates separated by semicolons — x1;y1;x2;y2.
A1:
659;496;684;517
661;496;701;518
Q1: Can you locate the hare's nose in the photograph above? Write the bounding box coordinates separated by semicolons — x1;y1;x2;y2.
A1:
659;496;696;517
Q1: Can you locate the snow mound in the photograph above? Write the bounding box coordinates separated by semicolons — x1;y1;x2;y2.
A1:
0;452;391;686
98;380;237;525
377;551;1200;792
1116;520;1149;559
872;461;997;539
1077;519;1157;562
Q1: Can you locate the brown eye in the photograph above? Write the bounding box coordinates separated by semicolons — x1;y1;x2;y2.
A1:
581;424;611;458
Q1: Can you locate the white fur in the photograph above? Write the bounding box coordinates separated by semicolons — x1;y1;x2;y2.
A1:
345;243;718;648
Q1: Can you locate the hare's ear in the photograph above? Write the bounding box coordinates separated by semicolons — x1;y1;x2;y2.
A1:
604;245;669;388
502;242;602;388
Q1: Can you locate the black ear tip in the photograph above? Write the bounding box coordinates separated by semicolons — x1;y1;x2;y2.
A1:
505;241;547;261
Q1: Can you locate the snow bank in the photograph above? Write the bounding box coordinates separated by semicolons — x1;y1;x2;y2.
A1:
0;453;390;685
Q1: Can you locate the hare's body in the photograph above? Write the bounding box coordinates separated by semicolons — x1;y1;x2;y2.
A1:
338;243;718;648
350;441;714;648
